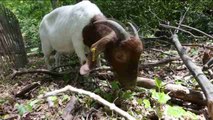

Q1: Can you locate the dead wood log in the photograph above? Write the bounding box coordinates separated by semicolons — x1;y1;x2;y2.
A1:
15;82;40;98
137;77;206;106
171;34;213;119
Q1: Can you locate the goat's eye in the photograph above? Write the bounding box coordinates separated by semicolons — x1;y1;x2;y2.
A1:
114;51;128;62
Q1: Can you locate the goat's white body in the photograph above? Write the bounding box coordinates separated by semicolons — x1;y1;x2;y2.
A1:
39;1;103;69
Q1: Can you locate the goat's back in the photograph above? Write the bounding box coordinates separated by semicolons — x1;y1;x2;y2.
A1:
39;1;103;53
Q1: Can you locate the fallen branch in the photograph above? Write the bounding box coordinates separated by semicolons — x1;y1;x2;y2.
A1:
11;69;72;79
15;82;40;98
180;24;213;39
175;7;189;33
139;57;180;69
203;57;213;70
137;77;206;106
51;64;73;71
150;48;176;57
39;85;136;120
182;44;213;51
62;96;78;120
171;34;213;119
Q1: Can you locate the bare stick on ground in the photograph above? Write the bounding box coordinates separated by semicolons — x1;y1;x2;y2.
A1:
15;82;40;98
171;34;213;119
139;56;180;69
203;58;213;70
182;44;213;51
62;96;78;120
11;69;72;79
39;85;136;120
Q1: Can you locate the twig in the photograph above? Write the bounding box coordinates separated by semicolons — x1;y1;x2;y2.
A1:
203;57;213;70
150;48;176;57
139;57;180;69
90;66;112;73
160;24;202;38
39;85;136;120
182;44;213;51
11;69;73;79
148;6;163;21
142;36;171;41
51;64;73;71
180;24;213;39
175;7;189;33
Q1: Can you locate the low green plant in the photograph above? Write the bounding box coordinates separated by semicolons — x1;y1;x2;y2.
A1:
15;99;41;116
151;77;199;119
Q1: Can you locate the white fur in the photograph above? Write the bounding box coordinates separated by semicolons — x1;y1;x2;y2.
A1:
39;1;103;69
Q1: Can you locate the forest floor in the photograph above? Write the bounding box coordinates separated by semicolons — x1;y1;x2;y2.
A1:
0;40;212;120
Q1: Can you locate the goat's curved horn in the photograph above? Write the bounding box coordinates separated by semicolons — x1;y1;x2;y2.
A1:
127;22;139;38
94;20;129;40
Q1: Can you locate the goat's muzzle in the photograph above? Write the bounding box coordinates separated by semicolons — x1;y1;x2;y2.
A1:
116;73;137;90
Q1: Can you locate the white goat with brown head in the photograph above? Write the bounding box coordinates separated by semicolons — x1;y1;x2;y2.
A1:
39;1;143;89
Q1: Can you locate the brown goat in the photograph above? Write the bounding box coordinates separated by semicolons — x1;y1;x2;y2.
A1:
80;15;143;89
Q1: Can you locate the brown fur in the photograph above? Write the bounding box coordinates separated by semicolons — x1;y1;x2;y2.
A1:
82;15;143;89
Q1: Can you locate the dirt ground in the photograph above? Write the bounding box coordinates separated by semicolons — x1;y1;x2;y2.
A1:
0;41;212;120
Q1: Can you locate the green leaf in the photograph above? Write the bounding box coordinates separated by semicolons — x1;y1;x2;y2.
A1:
0;99;6;104
142;99;151;108
49;96;58;102
111;81;120;90
121;91;133;100
166;105;198;119
151;90;171;104
184;111;197;119
175;79;182;85
154;77;162;89
15;104;28;116
94;88;102;94
48;96;58;105
103;93;113;102
29;99;40;107
62;95;70;103
137;98;143;105
166;105;186;118
25;104;33;112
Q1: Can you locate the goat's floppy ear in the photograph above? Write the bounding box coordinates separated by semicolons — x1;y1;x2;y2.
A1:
80;32;115;75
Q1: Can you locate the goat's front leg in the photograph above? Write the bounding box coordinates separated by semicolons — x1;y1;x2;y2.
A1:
73;41;89;75
54;52;61;67
44;55;51;70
